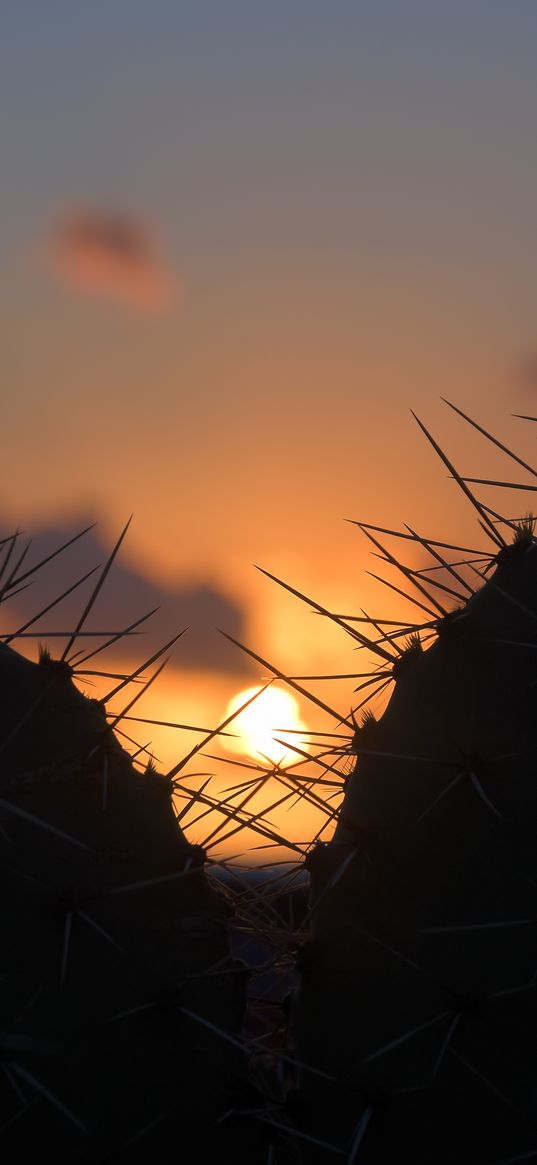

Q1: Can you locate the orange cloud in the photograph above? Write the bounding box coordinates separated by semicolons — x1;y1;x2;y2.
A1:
50;207;176;311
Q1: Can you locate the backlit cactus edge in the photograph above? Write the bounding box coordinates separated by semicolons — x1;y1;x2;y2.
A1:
3;401;536;1164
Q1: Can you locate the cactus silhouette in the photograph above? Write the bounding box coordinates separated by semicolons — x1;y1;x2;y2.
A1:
291;406;537;1163
7;404;537;1164
0;525;258;1163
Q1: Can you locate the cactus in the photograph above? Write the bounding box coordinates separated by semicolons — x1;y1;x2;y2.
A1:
0;525;258;1162
8;404;537;1164
290;405;537;1162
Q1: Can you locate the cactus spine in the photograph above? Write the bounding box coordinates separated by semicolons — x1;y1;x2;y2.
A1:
293;408;537;1163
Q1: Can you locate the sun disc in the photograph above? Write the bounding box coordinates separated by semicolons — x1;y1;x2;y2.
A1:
224;685;307;766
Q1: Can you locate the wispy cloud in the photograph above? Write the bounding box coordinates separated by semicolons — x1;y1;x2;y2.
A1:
50;207;177;311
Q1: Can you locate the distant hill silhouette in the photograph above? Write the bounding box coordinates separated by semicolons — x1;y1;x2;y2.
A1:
0;516;254;674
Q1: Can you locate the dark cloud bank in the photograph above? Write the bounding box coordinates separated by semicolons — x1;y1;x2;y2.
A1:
0;517;253;675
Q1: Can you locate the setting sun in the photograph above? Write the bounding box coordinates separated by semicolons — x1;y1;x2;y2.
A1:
224;684;308;767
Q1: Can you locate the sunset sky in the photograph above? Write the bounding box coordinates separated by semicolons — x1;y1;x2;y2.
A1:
2;3;537;856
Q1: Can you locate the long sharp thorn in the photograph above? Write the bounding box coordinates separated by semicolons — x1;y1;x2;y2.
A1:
217;631;354;729
286;672;372;680
129;739;153;762
166;681;274;780
179;1006;252;1054
75;669;140;681
101;629;187;703
361;606;404;655
73;605;160;667
0;579;33;604
478;518;501;544
347;924;425;975
346;519;489;556
362;1011;452;1064
353;745;456;766
0;630;144;638
3;1062;28;1106
431;1014;461;1078
449;1048;525;1117
352;677;392;712
200;772;271;849
422;919;531;934
359;524;448;616
460;477;537;491
0;677;59;756
4;565;100;645
403;565;468;603
0;531;20;587
493;1152;537;1164
61;517;133;661
273;737;346;778
411;410;505;547
10;522;97;588
365;571;440;620
488;577;537;625
414;773;464;825
255;564;395;662
0;540;31;602
347;1106;373;1163
273;770;340;815
330;615;425;626
0;798;92;850
479;502;520;534
112;713;234;736
107;658;170;732
175;777;213;823
113;725;159;760
7;1063;87;1131
442;398;537;479
469;772;501;817
417;555;489;574
117;1112;167;1152
202;789;305;854
404;523;474;597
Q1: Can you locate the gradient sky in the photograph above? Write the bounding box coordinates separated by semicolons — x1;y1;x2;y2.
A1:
2;3;537;855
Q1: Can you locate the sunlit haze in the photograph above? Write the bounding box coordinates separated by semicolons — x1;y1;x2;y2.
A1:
3;3;537;858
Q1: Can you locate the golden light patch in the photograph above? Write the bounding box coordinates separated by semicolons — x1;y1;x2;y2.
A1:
225;685;307;767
